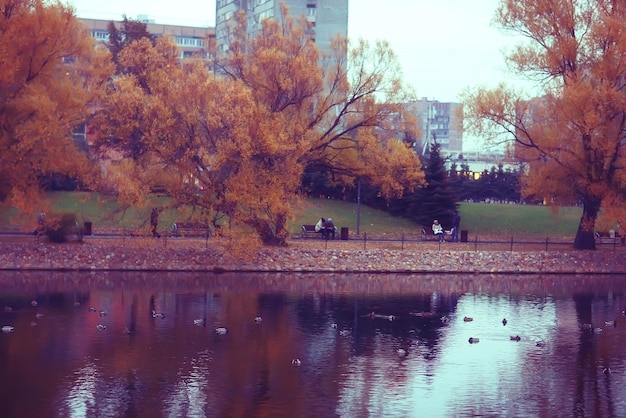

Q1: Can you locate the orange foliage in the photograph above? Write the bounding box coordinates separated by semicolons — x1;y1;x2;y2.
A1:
464;1;626;249
94;9;423;245
0;0;112;213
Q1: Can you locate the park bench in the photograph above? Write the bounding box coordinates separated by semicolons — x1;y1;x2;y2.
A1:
301;224;339;239
421;227;453;242
595;230;623;245
172;222;212;238
301;224;318;238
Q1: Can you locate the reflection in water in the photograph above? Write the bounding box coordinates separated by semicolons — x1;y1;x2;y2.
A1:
64;363;98;417
0;271;625;417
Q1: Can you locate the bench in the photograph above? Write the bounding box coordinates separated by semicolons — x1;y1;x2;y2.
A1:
595;231;623;245
302;224;339;239
421;227;453;242
172;222;211;238
301;224;319;238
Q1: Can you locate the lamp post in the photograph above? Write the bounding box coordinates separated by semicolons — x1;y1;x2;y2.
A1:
356;178;361;236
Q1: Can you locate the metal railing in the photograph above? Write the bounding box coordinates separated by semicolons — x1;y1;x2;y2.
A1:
293;232;626;253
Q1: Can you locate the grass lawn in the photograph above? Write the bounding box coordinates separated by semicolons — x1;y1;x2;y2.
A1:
459;202;581;238
0;192;585;239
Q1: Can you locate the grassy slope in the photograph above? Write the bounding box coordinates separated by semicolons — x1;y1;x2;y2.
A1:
459;202;581;237
1;192;584;238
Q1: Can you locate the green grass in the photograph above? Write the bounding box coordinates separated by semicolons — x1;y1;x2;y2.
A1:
458;202;581;237
0;192;175;232
0;192;584;239
294;199;582;238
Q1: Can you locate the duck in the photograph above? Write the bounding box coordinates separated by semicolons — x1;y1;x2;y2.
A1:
440;316;450;323
339;330;350;336
536;340;546;347
215;327;227;335
1;325;14;333
510;335;521;341
468;337;479;344
291;358;302;366
99;310;107;317
502;318;508;326
35;312;44;319
152;310;165;319
603;367;612;374
330;323;338;329
89;306;96;312
604;320;616;327
396;348;407;357
254;316;263;324
193;319;205;326
31;300;38;307
96;324;106;331
463;316;474;322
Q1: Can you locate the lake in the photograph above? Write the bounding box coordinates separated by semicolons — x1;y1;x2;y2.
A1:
0;271;625;417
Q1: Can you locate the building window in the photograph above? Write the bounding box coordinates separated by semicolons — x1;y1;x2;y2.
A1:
258;9;274;22
92;30;109;40
175;37;203;47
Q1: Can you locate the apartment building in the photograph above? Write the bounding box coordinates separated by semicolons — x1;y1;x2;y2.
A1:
215;0;348;56
407;98;463;156
80;17;214;59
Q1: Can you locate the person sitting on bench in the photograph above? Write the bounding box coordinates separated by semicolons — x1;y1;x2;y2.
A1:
432;219;444;242
323;218;336;240
315;217;325;235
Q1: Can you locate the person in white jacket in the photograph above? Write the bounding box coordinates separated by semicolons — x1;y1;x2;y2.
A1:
432;220;444;242
315;218;325;233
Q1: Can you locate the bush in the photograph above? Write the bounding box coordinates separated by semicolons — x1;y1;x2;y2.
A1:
46;213;82;243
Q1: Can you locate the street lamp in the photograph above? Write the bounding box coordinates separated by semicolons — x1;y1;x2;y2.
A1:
356;178;361;236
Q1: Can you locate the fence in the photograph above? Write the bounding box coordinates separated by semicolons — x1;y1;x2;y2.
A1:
294;232;626;253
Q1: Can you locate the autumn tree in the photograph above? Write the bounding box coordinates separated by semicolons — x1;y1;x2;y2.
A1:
464;0;626;250
0;0;112;213
214;10;424;243
94;9;424;246
107;16;154;73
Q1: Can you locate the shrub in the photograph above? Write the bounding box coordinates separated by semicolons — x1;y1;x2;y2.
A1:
46;213;82;243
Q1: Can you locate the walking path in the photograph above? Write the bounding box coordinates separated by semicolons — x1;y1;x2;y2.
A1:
0;234;623;274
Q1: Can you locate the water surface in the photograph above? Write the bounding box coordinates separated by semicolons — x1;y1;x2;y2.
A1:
0;271;625;417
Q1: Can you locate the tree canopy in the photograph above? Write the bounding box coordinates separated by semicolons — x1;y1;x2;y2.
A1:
93;9;424;245
464;0;626;249
107;15;154;73
0;0;112;212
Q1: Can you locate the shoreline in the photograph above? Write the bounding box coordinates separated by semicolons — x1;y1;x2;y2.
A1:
0;237;625;274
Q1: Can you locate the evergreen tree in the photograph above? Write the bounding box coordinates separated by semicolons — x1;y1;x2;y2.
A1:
107;16;154;74
408;142;458;228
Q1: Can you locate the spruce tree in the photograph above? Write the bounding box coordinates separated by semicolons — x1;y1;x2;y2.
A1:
409;142;458;228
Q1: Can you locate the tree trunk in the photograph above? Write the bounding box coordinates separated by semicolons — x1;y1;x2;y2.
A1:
255;214;288;247
573;197;601;250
